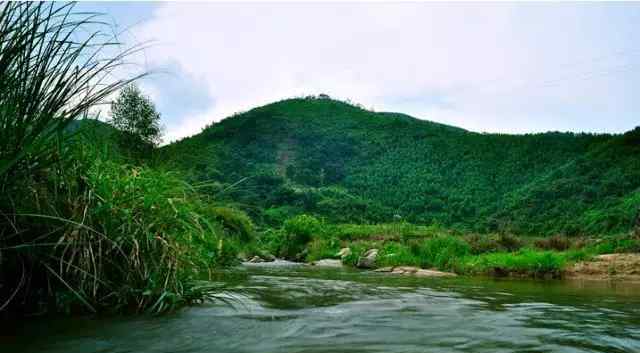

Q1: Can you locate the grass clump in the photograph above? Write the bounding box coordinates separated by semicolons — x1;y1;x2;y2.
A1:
591;235;640;254
462;250;566;278
377;242;420;267
208;206;256;242
262;214;325;260
3;142;241;314
413;236;471;270
534;235;572;251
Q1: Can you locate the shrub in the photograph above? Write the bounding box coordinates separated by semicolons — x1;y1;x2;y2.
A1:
307;236;342;261
464;250;565;278
283;214;324;245
496;233;523;252
464;234;503;254
0;3;154;315
209;206;255;242
534;235;571;251
261;215;325;260
3;150;232;314
341;242;372;267
593;235;640;254
414;236;471;270
378;242;420;267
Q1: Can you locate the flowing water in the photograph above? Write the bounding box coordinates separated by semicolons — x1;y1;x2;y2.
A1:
4;261;640;353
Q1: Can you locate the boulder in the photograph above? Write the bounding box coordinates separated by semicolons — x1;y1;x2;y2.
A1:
391;266;419;275
414;269;457;277
373;267;394;273
356;249;379;268
248;256;265;263
374;266;456;277
311;259;343;267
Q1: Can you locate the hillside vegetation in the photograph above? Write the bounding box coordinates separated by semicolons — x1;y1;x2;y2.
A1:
164;96;640;236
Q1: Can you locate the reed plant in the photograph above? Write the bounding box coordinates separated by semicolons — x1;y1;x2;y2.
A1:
0;3;237;315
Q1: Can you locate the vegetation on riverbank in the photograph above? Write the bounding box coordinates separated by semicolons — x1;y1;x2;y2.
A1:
252;215;640;278
2;3;639;319
0;3;248;316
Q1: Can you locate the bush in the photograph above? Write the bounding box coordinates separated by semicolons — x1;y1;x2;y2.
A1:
209;206;255;242
496;233;523;252
414;236;471;270
378;242;420;267
283;214;324;245
340;242;372;267
464;250;565;278
465;234;503;254
534;235;571;251
3;150;232;314
593;235;640;254
261;215;325;260
307;236;342;261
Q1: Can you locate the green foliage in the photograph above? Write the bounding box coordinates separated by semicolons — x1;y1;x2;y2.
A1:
462;250;566;278
340;243;371;267
414;236;471;270
208;206;255;242
163;96;640;236
0;2;139;179
2;132;239;314
260;215;325;260
591;235;640;254
283;214;324;244
0;3;167;315
377;243;420;267
534;235;571;251
306;236;342;262
110;84;163;156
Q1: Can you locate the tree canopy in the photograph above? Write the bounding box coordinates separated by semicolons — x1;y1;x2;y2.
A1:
110;84;162;154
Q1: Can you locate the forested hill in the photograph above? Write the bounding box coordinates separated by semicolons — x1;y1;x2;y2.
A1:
163;96;640;236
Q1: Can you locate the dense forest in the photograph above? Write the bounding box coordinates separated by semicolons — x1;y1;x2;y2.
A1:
164;96;640;236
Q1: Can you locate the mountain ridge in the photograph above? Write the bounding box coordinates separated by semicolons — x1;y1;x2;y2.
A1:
162;96;640;235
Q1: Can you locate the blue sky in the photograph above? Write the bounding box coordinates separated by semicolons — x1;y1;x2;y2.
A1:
79;2;640;142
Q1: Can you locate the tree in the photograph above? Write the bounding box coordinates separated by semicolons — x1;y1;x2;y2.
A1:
110;84;162;154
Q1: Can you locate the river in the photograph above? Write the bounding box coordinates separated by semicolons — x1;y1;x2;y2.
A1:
4;261;640;353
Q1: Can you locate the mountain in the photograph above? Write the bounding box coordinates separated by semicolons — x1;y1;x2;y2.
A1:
162;96;640;236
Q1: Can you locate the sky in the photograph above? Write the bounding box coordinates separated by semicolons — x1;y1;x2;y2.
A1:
79;2;640;143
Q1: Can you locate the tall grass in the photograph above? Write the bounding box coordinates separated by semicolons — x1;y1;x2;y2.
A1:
0;3;142;178
3;126;239;314
0;3;239;315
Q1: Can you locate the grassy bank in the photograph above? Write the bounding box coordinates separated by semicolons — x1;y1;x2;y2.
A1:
0;4;249;316
256;215;640;278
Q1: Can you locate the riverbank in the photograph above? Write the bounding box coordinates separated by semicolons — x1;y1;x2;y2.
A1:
248;252;640;283
566;253;640;282
245;215;640;281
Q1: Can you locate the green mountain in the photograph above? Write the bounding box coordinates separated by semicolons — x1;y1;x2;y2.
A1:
163;96;640;236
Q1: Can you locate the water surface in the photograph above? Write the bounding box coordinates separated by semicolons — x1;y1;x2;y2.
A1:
4;263;640;353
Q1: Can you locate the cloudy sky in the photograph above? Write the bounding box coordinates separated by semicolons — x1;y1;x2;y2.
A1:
80;2;640;142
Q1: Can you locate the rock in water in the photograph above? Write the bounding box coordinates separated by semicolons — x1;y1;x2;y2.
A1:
311;259;343;267
374;266;456;277
248;256;265;263
356;249;379;268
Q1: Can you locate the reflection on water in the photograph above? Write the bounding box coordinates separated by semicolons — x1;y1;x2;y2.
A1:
4;264;640;353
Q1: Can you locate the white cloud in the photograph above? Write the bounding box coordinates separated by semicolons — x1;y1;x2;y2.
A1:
129;2;640;142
